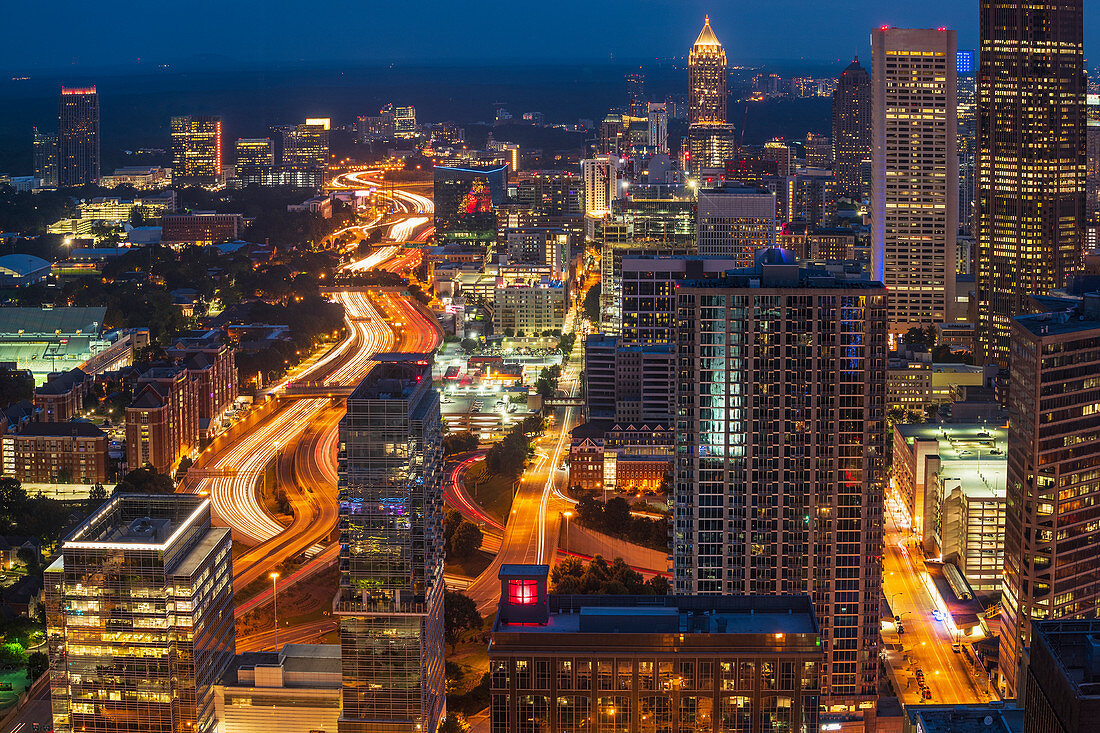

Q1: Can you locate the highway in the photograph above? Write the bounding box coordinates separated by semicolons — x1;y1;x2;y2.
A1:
881;490;995;705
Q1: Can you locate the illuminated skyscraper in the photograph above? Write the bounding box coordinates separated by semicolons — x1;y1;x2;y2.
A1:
394;106;418;138
976;0;1085;368
674;254;887;715
235;137;274;168
689;16;726;125
647;102;668;154
871;27;958;333
831;57;871;200
336;355;444;733
33;127;58;188
57;86;99;186
582;155;620;217
1000;297;1100;697
281;120;330;169
170;115;223;185
45;494;235;733
626;72;647;117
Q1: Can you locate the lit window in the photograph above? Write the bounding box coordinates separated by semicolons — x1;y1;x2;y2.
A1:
509;579;538;605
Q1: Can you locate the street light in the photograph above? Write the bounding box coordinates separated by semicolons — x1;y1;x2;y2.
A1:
270;572;280;652
562;511;572;550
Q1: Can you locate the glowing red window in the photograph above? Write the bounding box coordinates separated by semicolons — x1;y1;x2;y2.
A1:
508;579;538;605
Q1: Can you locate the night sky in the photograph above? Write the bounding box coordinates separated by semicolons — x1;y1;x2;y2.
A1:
0;1;1069;72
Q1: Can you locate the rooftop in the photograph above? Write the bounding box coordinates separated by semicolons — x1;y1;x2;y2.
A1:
18;421;105;439
64;494;208;551
906;705;1021;733
0;306;107;336
1015;293;1100;337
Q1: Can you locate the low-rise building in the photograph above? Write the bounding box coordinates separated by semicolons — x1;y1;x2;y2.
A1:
161;212;246;245
0;254;51;287
3;421;108;484
493;279;566;334
887;355;994;414
489;565;823;733
98;166;172;189
34;368;89;422
214;644;341;733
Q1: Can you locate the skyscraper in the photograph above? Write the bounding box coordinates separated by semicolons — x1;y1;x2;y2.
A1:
831;57;871;201
999;296;1100;697
687;16;733;176
976;0;1086;368
626;72;647;117
336;355;445;733
57;86;100;186
689;16;726;125
236;137;275;168
170;115;223;186
647;101;668;154
281;120;330;169
871;27;958;333
674;253;887;713
582;155;620;217
45;494;235;733
33;127;58;188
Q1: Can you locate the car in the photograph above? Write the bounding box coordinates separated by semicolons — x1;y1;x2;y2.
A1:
896;623;904;635
922;688;932;700
931;609;945;621
894;615;902;623
915;669;925;680
951;643;961;653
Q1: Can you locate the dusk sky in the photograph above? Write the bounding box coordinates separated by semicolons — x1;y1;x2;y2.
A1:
2;0;1071;71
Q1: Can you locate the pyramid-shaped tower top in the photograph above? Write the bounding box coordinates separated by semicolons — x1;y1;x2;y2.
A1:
694;15;722;48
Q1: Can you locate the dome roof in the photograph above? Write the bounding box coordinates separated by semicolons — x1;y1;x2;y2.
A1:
693;16;722;48
0;254;50;278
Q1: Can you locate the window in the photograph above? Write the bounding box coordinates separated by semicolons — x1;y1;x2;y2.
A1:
509;579;538;605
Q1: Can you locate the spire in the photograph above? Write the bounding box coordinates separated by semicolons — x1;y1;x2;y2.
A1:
693;15;721;48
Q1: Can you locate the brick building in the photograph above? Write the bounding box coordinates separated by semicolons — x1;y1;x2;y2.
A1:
33;368;90;422
3;421;108;484
168;334;238;433
126;366;200;474
161;212;246;245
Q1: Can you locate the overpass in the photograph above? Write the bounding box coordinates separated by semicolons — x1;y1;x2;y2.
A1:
279;382;357;398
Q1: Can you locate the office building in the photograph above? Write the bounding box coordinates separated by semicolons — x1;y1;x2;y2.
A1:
647;102;668;154
976;0;1086;367
582;155;620;217
583;334;675;424
281;121;329;169
170;115;222;186
490;565;823;733
45;494;235;733
336;356;444;733
626;73;647;117
57;86;100;186
394;106;417;138
488;140;520;172
214;645;341;733
599;241;696;334
600;189;697;250
32;128;58;188
674;253;887;712
504;228;568;277
689;16;726;124
687;123;738;175
236;138;274;168
804;132;831;169
958;73;979;234
1023;619;1100;733
493;280;566;334
871;27;958;332
434;164;508;247
832;57;872;201
1000;296;1100;697
696;183;776;262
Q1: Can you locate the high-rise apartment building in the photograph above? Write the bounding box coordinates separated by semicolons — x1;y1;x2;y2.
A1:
582;155;620;217
170;115;223;186
696;183;776;262
33;128;58;188
1000;296;1100;697
976;0;1086;368
831;57;871;201
626;73;647;117
674;253;887;712
394;106;418;138
647;102;668;154
57;86;100;186
336;355;445;733
45;494;235;733
871;27;958;333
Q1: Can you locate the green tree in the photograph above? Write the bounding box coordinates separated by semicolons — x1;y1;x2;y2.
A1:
582;283;601;323
460;337;480;354
0;369;34;409
25;651;48;682
449;522;483;559
443;431;479;456
444;591;483;652
114;466;174;495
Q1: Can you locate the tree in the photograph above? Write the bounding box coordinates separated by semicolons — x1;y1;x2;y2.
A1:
25;651;48;682
438;715;470;733
114;466;174;495
0;477;27;512
460;337;480;354
444;591;483;652
603;497;632;535
16;545;38;571
449;522;483;559
582;283;601;323
443;431;479;456
558;332;576;355
0;369;34;409
88;484;107;502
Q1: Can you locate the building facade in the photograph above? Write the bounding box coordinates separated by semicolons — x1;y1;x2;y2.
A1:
58;87;100;187
490;565;823;733
1000;296;1100;697
871;27;958;333
1023;619;1100;733
33;128;58;188
45;494;235;733
696;184;777;262
171;115;223;185
832;58;872;201
582;156;620;218
976;0;1086;367
673;254;887;712
4;421;108;485
336;356;445;733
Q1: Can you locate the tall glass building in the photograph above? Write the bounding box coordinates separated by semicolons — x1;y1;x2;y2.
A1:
58;86;100;186
336;354;445;733
45;494;234;733
673;252;887;719
433;164;508;247
170;115;223;186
